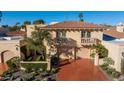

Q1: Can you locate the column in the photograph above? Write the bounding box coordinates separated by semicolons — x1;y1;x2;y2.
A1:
94;53;99;66
47;57;51;71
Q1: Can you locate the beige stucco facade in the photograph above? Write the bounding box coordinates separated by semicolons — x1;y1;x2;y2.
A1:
26;25;103;59
0;40;20;63
45;30;103;59
102;41;124;72
26;24;47;37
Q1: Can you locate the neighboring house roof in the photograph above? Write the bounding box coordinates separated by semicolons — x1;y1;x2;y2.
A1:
6;31;26;36
42;21;106;29
0;27;9;37
104;27;124;38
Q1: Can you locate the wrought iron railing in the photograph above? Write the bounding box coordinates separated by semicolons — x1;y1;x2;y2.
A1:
81;38;101;45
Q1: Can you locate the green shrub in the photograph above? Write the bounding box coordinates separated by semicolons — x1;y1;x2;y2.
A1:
106;67;116;75
91;44;108;58
6;57;20;70
103;57;115;65
101;63;121;78
112;71;121;78
100;63;109;70
21;63;47;72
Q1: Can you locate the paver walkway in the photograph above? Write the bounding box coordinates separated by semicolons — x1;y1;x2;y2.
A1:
56;59;109;81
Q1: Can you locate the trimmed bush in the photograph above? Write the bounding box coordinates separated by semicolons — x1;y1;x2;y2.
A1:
100;63;109;70
6;57;20;70
103;57;115;65
21;63;47;72
100;63;121;79
106;67;116;75
112;71;121;78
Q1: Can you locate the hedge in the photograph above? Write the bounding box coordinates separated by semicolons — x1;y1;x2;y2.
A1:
21;63;47;71
6;57;20;70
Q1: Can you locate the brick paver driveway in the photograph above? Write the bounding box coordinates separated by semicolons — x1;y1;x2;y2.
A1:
56;59;109;81
0;63;8;75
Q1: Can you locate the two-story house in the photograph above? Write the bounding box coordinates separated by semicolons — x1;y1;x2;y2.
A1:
39;21;106;60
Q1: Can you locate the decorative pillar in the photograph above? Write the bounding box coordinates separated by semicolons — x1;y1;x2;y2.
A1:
47;58;51;71
94;53;99;66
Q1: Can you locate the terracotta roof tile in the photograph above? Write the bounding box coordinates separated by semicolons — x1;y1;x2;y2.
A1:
7;31;26;36
104;27;124;38
43;21;106;28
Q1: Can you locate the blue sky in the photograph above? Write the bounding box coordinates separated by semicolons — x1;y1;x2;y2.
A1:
1;11;124;26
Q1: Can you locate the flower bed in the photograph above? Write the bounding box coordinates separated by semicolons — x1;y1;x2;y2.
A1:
100;63;121;79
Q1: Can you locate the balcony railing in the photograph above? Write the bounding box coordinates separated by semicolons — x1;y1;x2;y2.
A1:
81;38;101;45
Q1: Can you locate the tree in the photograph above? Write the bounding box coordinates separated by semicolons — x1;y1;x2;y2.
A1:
24;21;31;25
21;27;52;61
33;19;45;25
2;25;8;28
78;12;84;22
9;25;20;32
21;21;31;32
24;37;45;60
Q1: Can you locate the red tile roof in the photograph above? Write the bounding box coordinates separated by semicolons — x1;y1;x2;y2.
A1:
43;21;106;28
104;27;124;38
6;31;26;36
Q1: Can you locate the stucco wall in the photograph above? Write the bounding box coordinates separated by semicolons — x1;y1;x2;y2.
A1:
91;31;103;40
66;31;81;47
26;25;35;37
102;41;121;72
0;40;20;63
118;46;124;72
76;47;91;59
48;30;103;59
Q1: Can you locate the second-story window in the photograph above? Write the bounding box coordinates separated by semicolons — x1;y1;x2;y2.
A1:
81;31;91;38
81;31;85;38
56;31;66;38
87;31;91;38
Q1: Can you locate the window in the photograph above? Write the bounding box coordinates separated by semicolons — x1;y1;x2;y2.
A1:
81;31;91;38
56;31;66;38
81;31;86;38
87;31;91;38
62;31;66;37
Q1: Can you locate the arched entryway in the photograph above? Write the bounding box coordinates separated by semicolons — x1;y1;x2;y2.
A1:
0;50;15;63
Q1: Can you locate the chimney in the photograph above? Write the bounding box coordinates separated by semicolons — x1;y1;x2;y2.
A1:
116;22;124;32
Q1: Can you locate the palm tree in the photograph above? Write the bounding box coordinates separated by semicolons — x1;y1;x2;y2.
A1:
24;37;45;60
32;27;52;45
22;21;31;32
33;19;45;25
24;21;31;25
79;12;84;22
21;27;52;61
